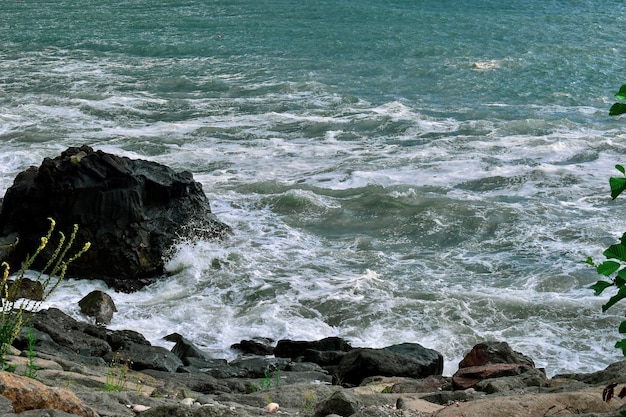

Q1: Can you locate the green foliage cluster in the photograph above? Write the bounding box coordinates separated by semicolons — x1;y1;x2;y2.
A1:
104;352;129;392
610;85;626;116
24;324;38;379
0;218;90;368
249;367;281;392
588;85;626;357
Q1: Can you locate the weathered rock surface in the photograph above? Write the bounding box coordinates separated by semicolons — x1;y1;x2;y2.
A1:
1;307;626;417
313;389;360;417
452;341;542;391
0;146;231;292
458;340;536;369
336;343;444;387
78;290;117;326
274;337;352;360
0;372;98;417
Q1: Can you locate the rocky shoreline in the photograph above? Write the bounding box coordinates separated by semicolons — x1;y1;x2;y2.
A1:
0;303;624;417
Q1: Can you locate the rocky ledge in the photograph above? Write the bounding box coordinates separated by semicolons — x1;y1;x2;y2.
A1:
0;305;625;417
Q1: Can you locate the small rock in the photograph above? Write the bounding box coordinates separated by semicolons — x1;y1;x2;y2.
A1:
130;404;151;412
181;398;196;406
78;290;117;326
314;390;360;417
265;402;279;413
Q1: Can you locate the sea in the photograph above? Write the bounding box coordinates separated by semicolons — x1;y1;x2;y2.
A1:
2;0;626;377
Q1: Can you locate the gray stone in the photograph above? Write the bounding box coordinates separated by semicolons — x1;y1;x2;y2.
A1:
337;343;443;386
475;368;549;393
164;333;212;364
554;360;626;385
274;337;352;359
104;344;183;373
78;290;117;326
314;389;360;417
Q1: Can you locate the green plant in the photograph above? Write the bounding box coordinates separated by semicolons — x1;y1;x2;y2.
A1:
104;352;129;392
24;324;38;379
302;391;317;411
381;385;393;394
249;367;281;392
332;372;343;386
610;85;626;116
587;165;626;356
0;218;90;369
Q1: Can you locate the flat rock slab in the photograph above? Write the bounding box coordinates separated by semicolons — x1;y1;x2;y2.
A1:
432;387;625;417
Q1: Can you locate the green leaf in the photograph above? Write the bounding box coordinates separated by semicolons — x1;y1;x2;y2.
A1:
619;320;626;334
610;103;626;116
583;256;595;266
590;280;613;296
617;165;626;175
616;85;626;100
597;260;621;276
615;339;626;356
604;244;626;262
610;177;626;199
602;286;626;312
616;271;626;287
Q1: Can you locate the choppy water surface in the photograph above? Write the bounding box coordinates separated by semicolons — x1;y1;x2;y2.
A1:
3;0;626;375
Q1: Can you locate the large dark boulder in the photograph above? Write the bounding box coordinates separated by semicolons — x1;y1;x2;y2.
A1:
0;146;230;291
336;343;444;386
274;336;353;359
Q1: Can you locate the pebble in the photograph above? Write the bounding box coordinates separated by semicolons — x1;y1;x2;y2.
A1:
181;398;196;406
129;404;151;412
265;402;280;413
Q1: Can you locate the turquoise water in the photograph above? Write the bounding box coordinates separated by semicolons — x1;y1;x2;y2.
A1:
3;0;626;376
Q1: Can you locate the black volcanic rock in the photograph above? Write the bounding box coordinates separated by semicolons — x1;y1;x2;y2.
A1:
0;146;230;291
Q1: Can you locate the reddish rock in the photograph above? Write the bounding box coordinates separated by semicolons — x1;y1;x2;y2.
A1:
458;341;535;369
0;371;99;416
452;363;533;390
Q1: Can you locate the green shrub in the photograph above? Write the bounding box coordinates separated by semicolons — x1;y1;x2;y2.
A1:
0;218;90;367
587;165;626;355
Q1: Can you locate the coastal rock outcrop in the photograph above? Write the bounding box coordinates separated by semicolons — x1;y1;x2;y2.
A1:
336;343;444;386
0;146;231;292
452;341;544;390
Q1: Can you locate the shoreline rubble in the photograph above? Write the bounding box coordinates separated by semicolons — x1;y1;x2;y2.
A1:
0;305;625;417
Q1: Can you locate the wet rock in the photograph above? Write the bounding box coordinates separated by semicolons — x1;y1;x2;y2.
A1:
336;343;444;386
554;360;626;385
78;290;117;326
228;356;290;378
274;337;352;360
6;278;43;302
106;328;151;350
230;339;274;356
0;146;231;292
30;308;112;358
165;333;212;365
